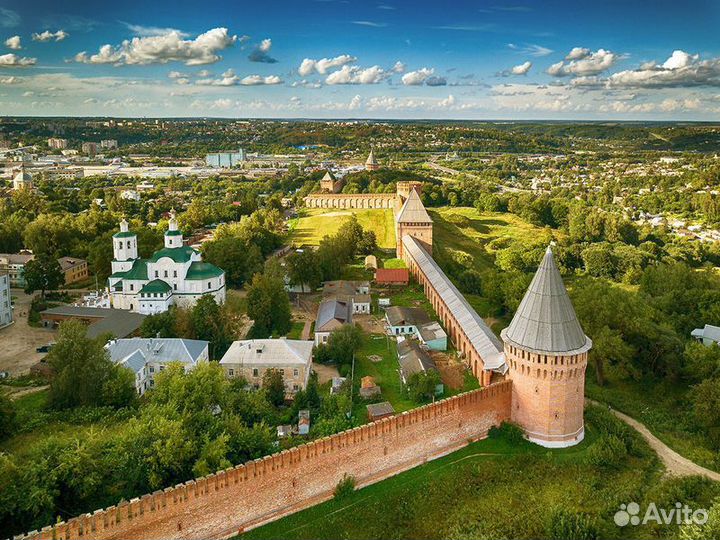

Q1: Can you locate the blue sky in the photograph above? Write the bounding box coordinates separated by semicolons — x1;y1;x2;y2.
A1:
1;0;719;119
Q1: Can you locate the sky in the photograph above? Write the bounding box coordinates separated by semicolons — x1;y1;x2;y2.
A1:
1;0;719;120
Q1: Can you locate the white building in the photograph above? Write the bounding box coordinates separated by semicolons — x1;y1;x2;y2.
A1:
12;167;33;191
108;212;226;314
120;189;141;201
0;269;12;329
106;337;209;395
220;338;313;395
101;139;118;149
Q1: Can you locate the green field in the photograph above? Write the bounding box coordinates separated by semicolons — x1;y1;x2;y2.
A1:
430;207;554;272
240;406;714;540
289;208;397;249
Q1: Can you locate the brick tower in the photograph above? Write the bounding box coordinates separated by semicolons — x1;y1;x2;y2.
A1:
501;246;591;448
395;189;432;259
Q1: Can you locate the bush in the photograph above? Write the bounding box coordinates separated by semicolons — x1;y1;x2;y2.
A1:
333;473;356;500
584;434;628;469
488;421;526;445
545;508;599;540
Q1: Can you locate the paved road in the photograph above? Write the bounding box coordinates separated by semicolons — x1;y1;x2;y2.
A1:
588;399;720;481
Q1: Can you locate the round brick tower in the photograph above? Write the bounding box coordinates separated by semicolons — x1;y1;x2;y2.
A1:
501;246;592;448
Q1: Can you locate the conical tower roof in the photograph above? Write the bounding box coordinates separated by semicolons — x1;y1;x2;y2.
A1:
322;170;335;181
396;188;432;224
502;247;591;354
365;148;376;165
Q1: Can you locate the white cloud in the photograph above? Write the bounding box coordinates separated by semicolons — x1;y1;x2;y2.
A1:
0;76;20;84
511;61;532;75
168;71;187;79
349;94;362;110
298;54;357;76
391;61;406;73
258;38;271;53
508;43;553;57
608;50;720;88
122;23;189;38
4;35;21;50
547;48;618;77
565;47;590;61
32;30;68;42
196;69;241;86
240;74;283;85
0;53;36;66
326;65;387;84
248;38;277;63
401;67;434;85
75;28;236;66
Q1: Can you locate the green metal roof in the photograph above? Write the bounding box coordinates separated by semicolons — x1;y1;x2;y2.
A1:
113;231;136;239
165;230;183;236
140;279;172;294
185;262;224;280
123;259;149;280
149;246;196;263
113;281;123;291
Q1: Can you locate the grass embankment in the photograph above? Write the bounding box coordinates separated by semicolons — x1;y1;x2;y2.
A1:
241;406;713;540
289;208;397;249
586;371;718;471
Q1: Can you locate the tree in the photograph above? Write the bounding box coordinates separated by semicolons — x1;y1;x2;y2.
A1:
286;250;322;292
191;295;232;359
23;255;64;298
314;324;362;366
47;320;135;409
202;237;262;288
262;368;285;407
246;273;292;337
140;308;179;338
406;370;441;403
0;393;16;440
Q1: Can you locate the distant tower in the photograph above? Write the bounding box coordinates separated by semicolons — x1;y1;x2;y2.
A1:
164;209;183;248
395;189;433;259
501;247;592;448
12;165;33;191
112;218;138;273
320;170;343;193
365;148;379;171
396;181;423;202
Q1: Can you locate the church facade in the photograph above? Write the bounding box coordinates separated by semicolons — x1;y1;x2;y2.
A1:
108;212;226;314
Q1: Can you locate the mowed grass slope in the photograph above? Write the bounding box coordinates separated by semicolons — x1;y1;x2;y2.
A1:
289;208;397;249
429;207;553;272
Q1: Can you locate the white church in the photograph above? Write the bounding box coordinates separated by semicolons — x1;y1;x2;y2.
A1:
108;211;226;314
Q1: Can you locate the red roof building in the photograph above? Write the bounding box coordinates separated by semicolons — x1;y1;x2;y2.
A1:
375;268;409;285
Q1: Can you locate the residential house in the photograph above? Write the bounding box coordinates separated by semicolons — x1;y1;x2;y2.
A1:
0;269;12;329
397;338;438;385
314;298;353;345
0;253;34;288
106;337;209;394
323;280;371;314
58;257;89;285
385;305;447;350
220;338;313;395
366;401;394;421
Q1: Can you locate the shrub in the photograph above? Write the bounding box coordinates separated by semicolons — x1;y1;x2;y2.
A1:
545;508;599;540
333;473;356;500
489;421;526;445
584;434;628;469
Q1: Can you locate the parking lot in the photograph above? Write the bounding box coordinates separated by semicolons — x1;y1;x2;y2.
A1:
0;290;57;376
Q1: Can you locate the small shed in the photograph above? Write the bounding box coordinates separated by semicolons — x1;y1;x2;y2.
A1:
277;424;293;438
364;255;378;270
331;376;347;394
367;401;395;422
360;375;381;398
375;268;409;286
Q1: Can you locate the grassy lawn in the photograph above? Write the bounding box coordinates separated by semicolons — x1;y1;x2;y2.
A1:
240;406;698;540
285;321;305;340
586;370;718;471
381;257;406;269
351;332;415;419
289;208;397;249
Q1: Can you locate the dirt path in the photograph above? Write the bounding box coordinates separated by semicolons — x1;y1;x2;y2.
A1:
587;399;720;481
300;321;312;340
3;384;49;400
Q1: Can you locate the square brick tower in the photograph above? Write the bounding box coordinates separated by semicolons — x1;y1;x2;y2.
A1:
395;189;433;259
501;246;592;448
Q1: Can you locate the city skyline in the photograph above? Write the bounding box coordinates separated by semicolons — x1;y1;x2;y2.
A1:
0;0;719;120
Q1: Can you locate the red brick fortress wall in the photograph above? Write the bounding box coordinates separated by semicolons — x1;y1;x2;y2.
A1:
19;381;512;540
